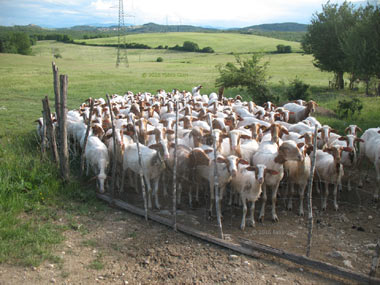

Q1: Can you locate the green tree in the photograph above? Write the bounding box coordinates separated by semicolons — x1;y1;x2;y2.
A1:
215;54;275;104
341;4;380;95
11;32;32;55
301;1;358;89
182;41;199;52
285;78;311;101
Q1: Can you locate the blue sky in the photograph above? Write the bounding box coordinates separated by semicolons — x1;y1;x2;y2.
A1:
0;0;367;28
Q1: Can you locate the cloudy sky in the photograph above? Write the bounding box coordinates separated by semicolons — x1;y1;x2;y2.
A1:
0;0;367;28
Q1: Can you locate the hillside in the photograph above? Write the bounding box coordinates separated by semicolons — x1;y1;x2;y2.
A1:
77;32;302;54
0;22;306;43
239;22;308;32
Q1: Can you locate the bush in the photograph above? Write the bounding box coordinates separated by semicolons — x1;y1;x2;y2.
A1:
285;78;311;101
216;54;278;105
276;44;292;53
201;46;215;53
335;98;363;119
156;57;163;62
182;41;199;52
0;32;32;55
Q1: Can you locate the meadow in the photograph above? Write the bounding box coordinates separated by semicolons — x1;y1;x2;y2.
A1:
77;32;302;53
0;33;379;266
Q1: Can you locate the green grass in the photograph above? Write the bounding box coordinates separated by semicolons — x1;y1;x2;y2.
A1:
77;32;302;54
0;38;379;266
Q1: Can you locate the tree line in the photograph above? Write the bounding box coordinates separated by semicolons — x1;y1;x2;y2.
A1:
301;1;380;95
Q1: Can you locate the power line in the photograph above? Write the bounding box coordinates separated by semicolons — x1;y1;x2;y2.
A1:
116;0;129;68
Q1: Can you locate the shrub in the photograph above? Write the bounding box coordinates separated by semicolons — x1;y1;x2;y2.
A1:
156;57;163;62
286;78;311;101
201;46;215;53
276;44;292;53
216;54;278;105
335;98;363;119
182;41;199;52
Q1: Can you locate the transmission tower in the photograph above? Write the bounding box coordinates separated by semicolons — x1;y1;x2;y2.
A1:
116;0;129;67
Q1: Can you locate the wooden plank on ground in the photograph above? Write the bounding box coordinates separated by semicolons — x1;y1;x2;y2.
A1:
240;238;380;284
96;193;260;258
96;193;380;284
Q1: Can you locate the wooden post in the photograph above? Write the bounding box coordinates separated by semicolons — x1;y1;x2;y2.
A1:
306;125;318;257
369;239;380;279
52;62;60;137
209;114;224;240
172;100;179;231
59;74;70;182
129;114;149;221
80;98;94;176
106;94;117;199
41;109;47;155
42;96;59;163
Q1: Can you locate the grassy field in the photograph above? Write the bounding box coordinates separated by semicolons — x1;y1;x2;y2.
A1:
0;37;379;266
78;32;302;53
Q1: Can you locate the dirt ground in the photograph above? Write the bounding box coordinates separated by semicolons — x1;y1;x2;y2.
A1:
1;173;379;285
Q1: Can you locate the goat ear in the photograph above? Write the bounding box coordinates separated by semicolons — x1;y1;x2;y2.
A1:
281;127;289;135
355;138;364;143
245;166;255;172
216;156;227;163
338;136;347;141
299;134;305;139
306;145;314;155
330;129;339;134
149;143;161;151
297;142;304;149
238;158;249;165
265;169;279;175
166;129;175;135
240;134;251;140
343;147;353;152
147;130;155;135
203;149;213;154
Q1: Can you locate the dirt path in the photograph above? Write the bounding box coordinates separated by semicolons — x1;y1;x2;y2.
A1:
0;204;362;285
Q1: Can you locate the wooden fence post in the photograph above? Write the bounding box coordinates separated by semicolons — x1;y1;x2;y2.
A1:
209;114;224;240
369;239;380;280
59;74;70;182
80;98;94;176
129;114;149;221
42;96;59;163
52;62;60;137
41;109;47;155
106;94;117;199
172;99;179;231
306;125;318;257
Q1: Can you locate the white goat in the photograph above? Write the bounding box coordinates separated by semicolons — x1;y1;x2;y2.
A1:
252;140;303;222
85;136;109;193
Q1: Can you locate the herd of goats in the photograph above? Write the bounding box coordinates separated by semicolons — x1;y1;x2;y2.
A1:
36;86;380;230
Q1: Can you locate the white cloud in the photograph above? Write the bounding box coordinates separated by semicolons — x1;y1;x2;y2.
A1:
0;0;363;28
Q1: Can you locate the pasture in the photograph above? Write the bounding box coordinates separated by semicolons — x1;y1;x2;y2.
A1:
77;32;302;53
0;35;380;282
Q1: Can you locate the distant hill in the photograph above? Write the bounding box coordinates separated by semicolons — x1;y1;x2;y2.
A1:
0;22;307;42
238;22;308;32
125;23;218;33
